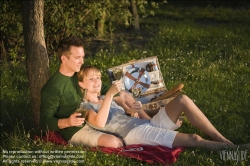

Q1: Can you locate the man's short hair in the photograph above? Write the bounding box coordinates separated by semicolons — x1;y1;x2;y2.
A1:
57;36;84;62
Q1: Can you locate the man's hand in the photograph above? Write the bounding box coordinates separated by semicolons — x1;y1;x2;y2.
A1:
130;111;139;118
131;101;152;120
58;112;85;129
132;101;143;112
67;112;85;126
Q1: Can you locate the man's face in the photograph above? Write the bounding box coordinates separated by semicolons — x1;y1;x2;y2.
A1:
63;46;85;73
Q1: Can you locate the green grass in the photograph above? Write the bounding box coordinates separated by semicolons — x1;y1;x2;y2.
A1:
1;4;250;166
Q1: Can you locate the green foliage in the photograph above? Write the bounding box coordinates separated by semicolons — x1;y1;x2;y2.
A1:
153;5;250;24
43;0;156;53
1;0;157;59
0;0;22;36
0;59;32;134
137;0;158;18
0;0;23;60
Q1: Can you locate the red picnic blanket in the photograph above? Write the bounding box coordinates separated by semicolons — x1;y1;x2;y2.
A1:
35;131;184;165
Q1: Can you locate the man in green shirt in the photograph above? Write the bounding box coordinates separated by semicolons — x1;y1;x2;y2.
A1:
40;36;133;147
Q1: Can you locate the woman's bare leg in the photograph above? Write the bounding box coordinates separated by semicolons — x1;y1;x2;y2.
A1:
98;134;124;148
165;94;233;144
172;133;236;150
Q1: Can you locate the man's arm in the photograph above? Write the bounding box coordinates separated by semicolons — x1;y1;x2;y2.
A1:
131;100;152;120
40;92;61;131
115;91;151;119
58;112;85;129
113;91;134;116
40;91;85;130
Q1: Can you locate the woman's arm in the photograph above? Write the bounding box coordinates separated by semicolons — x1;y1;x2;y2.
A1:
87;109;104;128
87;81;121;128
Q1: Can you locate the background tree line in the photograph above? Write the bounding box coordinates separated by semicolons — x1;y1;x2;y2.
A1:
1;0;159;61
1;0;248;61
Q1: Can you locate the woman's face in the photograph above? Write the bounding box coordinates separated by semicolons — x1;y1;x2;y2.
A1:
80;69;102;94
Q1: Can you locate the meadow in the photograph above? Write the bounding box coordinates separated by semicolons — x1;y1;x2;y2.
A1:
1;4;250;166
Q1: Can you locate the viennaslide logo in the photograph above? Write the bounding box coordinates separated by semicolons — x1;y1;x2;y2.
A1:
219;147;248;165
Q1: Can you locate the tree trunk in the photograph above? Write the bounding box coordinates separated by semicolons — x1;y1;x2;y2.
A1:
95;11;106;38
130;0;140;30
22;0;49;129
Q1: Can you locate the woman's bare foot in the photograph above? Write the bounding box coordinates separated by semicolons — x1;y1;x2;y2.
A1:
212;135;234;145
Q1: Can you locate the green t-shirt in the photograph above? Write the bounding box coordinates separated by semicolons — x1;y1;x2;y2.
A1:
40;71;111;141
